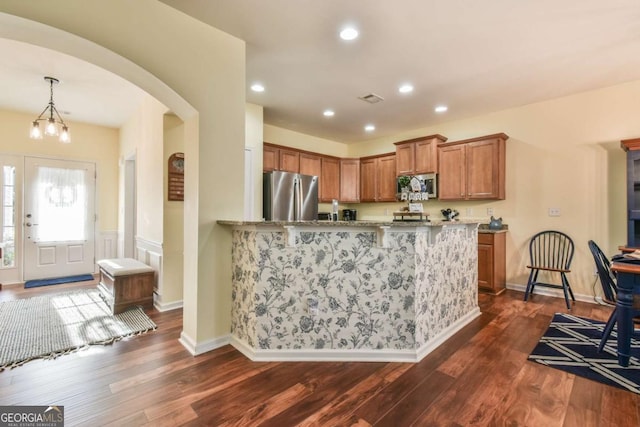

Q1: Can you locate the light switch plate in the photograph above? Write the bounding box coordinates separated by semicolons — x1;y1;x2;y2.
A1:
548;207;561;216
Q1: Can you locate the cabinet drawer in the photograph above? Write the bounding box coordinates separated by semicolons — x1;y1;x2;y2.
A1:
478;233;494;245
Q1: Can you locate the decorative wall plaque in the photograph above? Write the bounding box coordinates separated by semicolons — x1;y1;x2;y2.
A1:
168;152;184;201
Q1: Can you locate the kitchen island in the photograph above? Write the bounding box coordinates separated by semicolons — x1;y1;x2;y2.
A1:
218;219;480;362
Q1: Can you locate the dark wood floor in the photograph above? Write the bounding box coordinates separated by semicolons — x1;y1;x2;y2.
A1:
1;283;639;426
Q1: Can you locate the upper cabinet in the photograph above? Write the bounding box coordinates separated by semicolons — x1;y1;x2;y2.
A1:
339;159;360;202
394;134;448;176
263;143;300;173
438;133;508;200
361;153;396;202
320;156;340;202
299;152;322;178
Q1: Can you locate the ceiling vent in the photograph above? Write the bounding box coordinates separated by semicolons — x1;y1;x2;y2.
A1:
358;93;384;104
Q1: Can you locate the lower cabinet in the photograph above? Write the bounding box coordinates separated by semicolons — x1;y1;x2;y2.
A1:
478;232;506;295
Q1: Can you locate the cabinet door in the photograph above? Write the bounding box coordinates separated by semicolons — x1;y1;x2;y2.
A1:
395;143;415;176
360;158;377;202
299;153;321;178
377;155;397;201
438;145;466;200
340;159;360;202
263;145;279;171
320;157;340;202
279;148;300;173
415;138;438;174
477;242;494;292
466;139;500;199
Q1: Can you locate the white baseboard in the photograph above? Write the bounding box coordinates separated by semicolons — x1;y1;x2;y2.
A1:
230;307;482;363
506;282;598;304
416;307;481;361
179;331;230;356
153;298;183;312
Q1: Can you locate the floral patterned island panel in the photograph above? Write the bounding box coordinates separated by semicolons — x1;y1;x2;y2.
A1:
224;222;480;362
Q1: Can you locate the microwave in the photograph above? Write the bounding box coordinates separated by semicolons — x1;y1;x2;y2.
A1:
397;173;437;200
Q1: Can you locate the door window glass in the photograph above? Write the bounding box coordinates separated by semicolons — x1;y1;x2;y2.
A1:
2;165;15;268
33;166;87;242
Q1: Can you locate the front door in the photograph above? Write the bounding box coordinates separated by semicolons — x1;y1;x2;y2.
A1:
23;157;96;281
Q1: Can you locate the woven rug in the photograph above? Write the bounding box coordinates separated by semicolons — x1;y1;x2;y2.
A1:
0;289;156;370
529;313;640;394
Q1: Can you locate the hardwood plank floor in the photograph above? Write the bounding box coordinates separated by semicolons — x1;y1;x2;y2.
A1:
1;283;640;426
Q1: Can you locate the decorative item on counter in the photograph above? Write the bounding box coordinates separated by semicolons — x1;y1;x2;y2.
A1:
397;174;432;202
398;175;411;192
441;208;459;221
488;216;503;230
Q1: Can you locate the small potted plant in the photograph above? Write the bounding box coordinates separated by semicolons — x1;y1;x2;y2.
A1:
398;175;411;192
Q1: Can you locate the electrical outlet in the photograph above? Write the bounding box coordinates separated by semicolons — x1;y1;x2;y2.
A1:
384;208;390;216
466;208;473;216
486;208;494;216
548;207;561;217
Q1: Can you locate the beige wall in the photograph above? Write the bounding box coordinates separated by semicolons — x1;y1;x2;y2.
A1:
348;80;640;298
264;124;348;158
246;103;264;221
0;1;245;350
261;79;640;299
163;114;184;305
119;95;167;245
0;108;119;283
0;108;119;231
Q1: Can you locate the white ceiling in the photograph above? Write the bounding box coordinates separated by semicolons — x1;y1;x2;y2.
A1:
2;1;640;144
161;0;640;143
0;38;146;129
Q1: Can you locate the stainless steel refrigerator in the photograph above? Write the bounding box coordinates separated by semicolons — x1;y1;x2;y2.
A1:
263;171;319;221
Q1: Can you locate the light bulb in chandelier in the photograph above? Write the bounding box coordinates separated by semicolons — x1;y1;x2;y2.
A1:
59;125;70;143
29;76;70;143
45;117;58;136
30;121;43;139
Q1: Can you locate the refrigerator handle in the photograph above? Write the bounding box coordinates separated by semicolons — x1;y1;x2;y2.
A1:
294;177;301;220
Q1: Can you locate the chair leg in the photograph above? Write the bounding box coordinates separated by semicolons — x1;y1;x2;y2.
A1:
562;272;575;301
598;308;618;353
560;272;573;309
524;269;537;301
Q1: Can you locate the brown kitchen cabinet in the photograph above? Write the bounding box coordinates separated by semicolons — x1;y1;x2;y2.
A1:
339;159;360;202
394;134;448;176
299;152;322;179
263;144;279;171
320;156;340;202
437;133;508;200
478;231;506;295
263;143;300;173
360;153;396;202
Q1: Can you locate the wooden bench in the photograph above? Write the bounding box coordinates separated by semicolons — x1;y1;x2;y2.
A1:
97;258;155;314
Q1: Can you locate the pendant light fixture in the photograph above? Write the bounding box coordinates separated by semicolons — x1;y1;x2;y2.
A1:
29;76;70;143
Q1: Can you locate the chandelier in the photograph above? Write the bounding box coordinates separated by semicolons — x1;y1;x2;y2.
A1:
29;76;70;143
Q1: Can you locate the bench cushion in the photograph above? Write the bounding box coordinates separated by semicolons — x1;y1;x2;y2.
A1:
97;258;153;276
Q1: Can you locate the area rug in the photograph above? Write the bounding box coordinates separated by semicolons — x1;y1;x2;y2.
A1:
529;313;640;394
24;274;95;289
0;289;156;370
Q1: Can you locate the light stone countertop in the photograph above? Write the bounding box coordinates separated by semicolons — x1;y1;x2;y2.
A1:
217;219;481;227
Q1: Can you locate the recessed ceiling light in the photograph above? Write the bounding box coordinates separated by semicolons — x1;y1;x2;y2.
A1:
398;84;414;94
435;105;448;113
364;124;375;132
250;83;265;92
323;110;335;117
340;27;359;41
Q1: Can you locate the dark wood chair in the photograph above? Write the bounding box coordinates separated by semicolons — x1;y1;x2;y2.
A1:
588;240;640;352
523;230;575;309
